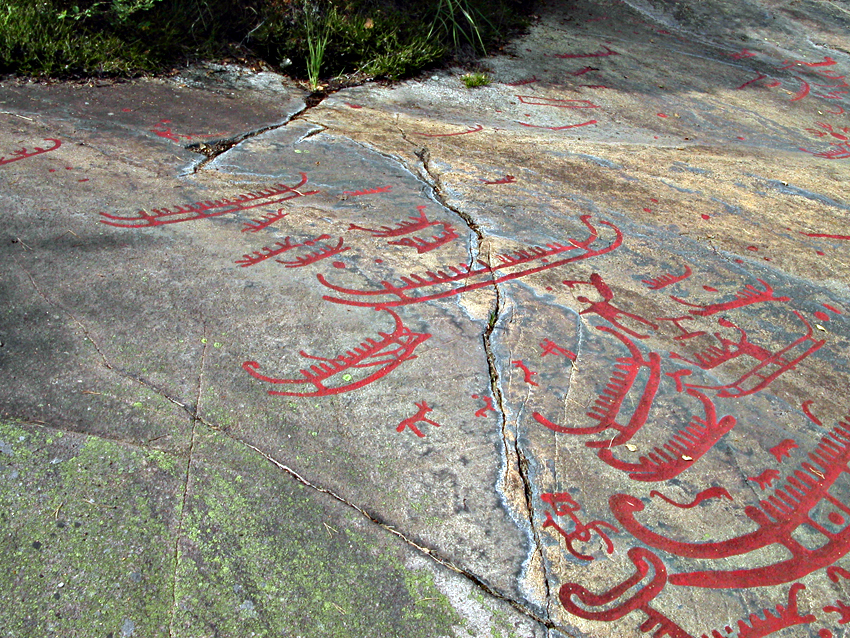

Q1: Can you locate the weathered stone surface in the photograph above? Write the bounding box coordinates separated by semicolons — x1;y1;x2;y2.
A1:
2;0;850;635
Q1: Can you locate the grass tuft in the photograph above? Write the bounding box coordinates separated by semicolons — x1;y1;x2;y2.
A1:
461;71;489;87
0;0;532;83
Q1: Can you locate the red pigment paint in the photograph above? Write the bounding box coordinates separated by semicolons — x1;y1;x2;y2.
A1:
801;231;850;240
471;394;497;417
517;96;599;108
611;422;850;588
649;486;732;509
540;338;577;360
749;469;781;490
276;237;350;268
642;264;692;290
343;186;392;196
511;360;539;386
101;173;318;229
0;138;61;167
801;399;822;426
387;223;458;254
596;389;736;481
395;401;441;437
670;279;789;316
243;308;430;397
542;492;618;561
483;175;517;185
770;438;798;462
319;216;622;310
518;120;599;131
535;327;660;448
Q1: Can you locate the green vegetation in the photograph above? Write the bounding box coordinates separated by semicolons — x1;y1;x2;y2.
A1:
0;0;531;84
461;70;490;87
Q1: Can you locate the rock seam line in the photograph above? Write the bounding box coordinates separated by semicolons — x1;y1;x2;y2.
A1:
11;249;571;634
188;93;328;173
397;123;555;618
168;321;207;637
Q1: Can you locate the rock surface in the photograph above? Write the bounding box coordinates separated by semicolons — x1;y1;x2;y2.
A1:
2;0;850;636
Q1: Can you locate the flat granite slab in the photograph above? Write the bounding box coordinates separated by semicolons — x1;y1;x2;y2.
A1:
2;0;850;636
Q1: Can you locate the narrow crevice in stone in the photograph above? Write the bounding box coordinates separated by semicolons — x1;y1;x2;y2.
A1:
168;323;207;637
402;132;556;624
233;436;569;634
188;91;328;173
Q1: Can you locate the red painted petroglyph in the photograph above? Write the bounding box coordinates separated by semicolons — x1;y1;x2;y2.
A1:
642;265;693;290
482;175;517;184
656;316;706;341
824;597;850;623
703;584;815;638
671;312;824;399
517;96;600;108
749;469;781;490
518;120;598;131
779;56;837;69
649;487;733;509
150;120;223;143
790;77;811;101
769;438;798;462
534;327;660;448
511;360;539;386
597;389;737;481
343;186;393;196
731;49;756;60
396;401;441;437
319;216;622;309
670;279;790;316
737;73;769;90
566;273;659;338
0;138;61;166
276;237;350;268
559;546;694;638
235;233;313;267
828;566;850;582
348;206;441;238
802;144;850;160
553;45;619;59
471;394;497;417
570;66;600;76
611;420;850;588
541;492;619;561
803;400;823;426
387;223;458;254
801;231;850;239
243;309;430;397
100;173;318;228
540;338;577;361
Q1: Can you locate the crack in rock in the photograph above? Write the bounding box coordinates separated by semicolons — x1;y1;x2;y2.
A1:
188;92;328;173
